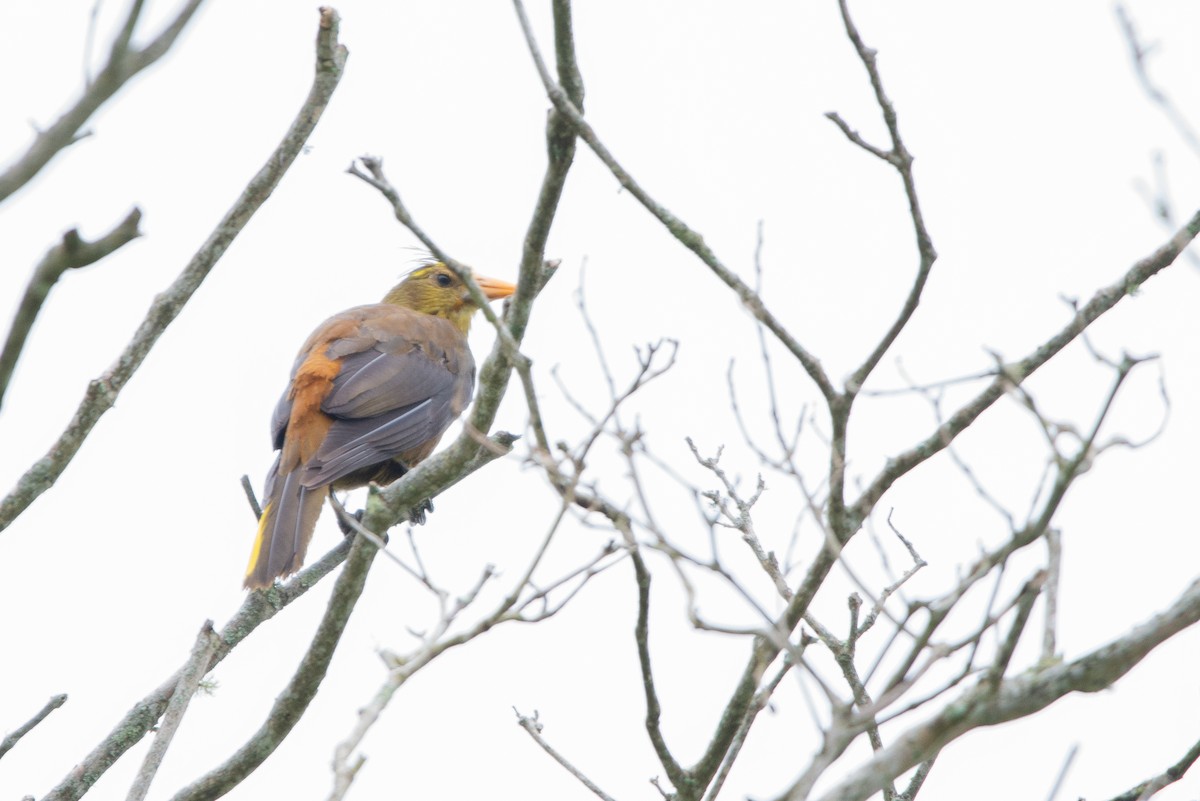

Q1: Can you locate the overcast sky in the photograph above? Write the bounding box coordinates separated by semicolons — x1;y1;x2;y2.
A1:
2;2;1199;801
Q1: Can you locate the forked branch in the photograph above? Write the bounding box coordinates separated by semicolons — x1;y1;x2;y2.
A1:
0;7;349;534
0;0;206;204
0;208;143;411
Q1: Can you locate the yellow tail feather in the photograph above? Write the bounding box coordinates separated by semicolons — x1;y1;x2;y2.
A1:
243;501;274;587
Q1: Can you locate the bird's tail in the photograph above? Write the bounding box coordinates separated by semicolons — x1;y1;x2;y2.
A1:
243;457;325;589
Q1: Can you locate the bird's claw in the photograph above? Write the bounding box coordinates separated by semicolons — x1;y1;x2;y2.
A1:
408;499;434;526
335;507;365;538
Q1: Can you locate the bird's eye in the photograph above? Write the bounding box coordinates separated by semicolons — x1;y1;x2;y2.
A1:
435;273;453;287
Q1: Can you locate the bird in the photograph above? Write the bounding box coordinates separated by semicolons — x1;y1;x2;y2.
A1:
243;263;516;589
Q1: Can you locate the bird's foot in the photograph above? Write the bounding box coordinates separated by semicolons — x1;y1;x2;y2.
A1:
336;506;393;545
335;506;364;538
408;499;434;526
335;496;430;530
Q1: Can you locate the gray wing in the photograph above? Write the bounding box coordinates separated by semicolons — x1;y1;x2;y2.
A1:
299;345;467;487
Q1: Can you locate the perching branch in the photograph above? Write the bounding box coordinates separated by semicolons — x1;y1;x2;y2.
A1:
343;159;559;462
0;6;350;534
0;208;143;411
0;0;206;205
42;535;354;801
42;426;512;801
168;534;379;801
352;0;579;540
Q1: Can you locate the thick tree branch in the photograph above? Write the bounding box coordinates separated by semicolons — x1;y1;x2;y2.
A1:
41;536;353;801
43;422;514;801
168;535;378;801
0;0;205;205
0;7;349;534
0;208;143;411
799;577;1200;801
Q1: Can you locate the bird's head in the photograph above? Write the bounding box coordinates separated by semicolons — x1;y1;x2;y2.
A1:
384;263;516;333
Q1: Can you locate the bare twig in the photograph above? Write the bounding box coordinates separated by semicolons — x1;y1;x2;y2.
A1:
1105;735;1200;801
860;367;997;397
0;693;67;761
345;156;521;354
631;546;689;791
703;659;794;801
898;365;1017;530
0;7;349;534
687;438;790;602
239;474;262;520
1131;151;1200;269
851;206;1200;530
726;229;809;477
126;622;219;801
1115;4;1200;157
1041;528;1062;663
1043;743;1078;801
830;0;938;395
983;572;1046;690
327;526;623;800
515;710;620;801
0;208;143;410
82;0;105;86
0;0;206;204
900;754;937;801
855;513;926;638
832;599;897;801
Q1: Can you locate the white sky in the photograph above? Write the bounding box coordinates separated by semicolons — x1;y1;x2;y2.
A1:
2;2;1199;800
